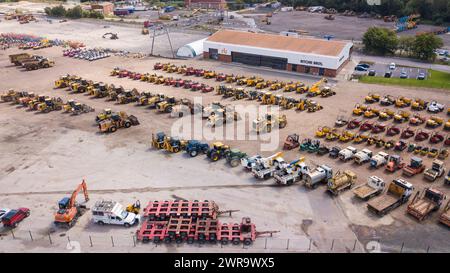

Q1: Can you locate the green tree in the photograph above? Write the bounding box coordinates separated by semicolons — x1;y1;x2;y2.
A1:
397;36;415;56
362;27;398;55
45;5;66;17
65;6;83;19
412;33;443;60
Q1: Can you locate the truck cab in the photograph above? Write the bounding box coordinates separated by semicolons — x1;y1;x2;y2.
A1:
370;151;389;168
92;200;140;227
353;176;385;200
353;149;372;164
338;146;357;161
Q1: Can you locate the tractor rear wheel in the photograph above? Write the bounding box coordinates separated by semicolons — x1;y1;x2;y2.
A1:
189;150;198;157
124;122;131;128
230;159;240;167
109;126;117;133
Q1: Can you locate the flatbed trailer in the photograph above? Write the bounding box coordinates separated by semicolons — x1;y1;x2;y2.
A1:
367;179;414;216
136;216;273;245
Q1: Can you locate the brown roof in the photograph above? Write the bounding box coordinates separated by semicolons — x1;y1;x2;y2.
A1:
206;29;349;57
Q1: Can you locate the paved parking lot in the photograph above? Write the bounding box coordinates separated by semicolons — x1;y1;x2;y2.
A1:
354;62;428;80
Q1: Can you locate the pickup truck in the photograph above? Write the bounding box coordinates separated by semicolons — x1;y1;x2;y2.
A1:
338;146;357;161
1;207;30;228
353;149;372;165
92;200;140;227
407;188;446;221
273;160;310;186
353;176;386;201
423;159;446;182
367;179;414;216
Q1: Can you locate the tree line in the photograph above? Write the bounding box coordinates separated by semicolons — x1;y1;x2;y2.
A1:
44;5;104;20
363;27;444;60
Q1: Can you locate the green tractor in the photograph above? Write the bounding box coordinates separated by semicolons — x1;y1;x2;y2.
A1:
226;149;247;167
206;142;231;161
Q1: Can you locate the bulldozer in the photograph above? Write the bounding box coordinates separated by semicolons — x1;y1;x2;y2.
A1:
98;111;140;133
156;96;178;113
252;113;287;134
37;97;63;113
54;75;72;89
393;110;410;123
378;108;395;120
204;71;217;79
246;77;264;87
270;81;285;91
54;180;89;228
28;95;49;110
306;101;323;112
353;104;368;116
316;126;331;138
411;98;427;111
118;89;140;104
426;116;444;128
395;96;412;108
147;93;166;108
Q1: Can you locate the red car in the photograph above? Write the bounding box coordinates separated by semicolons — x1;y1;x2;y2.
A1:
216;73;226;81
2;208;30;228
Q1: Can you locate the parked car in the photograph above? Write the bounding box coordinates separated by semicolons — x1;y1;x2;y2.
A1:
389;63;396;70
1;208;30;228
357;63;370;69
355;66;368;72
417;73;425;80
368;70;376;76
384;71;392;78
400;71;408;79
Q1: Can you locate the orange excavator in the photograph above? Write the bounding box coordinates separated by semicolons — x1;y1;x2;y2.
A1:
54;180;89;228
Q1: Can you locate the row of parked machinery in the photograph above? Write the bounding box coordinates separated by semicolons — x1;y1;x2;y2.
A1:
111;67;215;93
364;93;448;114
0;90;94;115
152;62;334;96
63;48;110;62
149;132;450;224
216;85;325;113
8;53;55;71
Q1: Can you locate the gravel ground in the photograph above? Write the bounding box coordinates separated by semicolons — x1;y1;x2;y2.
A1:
0;45;448;252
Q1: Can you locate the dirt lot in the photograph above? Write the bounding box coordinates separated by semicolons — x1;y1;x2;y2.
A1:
0;44;448;252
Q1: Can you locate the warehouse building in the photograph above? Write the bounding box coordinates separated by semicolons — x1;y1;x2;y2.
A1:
203;29;353;77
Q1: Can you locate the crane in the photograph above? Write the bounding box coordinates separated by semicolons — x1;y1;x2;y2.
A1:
54;180;89;228
307;77;330;97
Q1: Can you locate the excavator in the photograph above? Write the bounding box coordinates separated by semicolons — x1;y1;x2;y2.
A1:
307;77;329;97
102;32;119;40
54;180;89;228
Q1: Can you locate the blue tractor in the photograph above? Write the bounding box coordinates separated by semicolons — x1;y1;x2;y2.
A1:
185;140;209;157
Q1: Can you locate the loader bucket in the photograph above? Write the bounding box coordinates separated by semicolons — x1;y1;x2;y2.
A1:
129;115;140;126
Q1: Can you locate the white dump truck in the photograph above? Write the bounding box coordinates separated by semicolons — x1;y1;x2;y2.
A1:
274;158;310;186
367;179;414;216
353;176;386;201
423;159;446;182
327;170;357;195
92;200;140;227
353;149;373;165
338;146;357;161
252;152;285;180
304;165;333;188
369;151;390;169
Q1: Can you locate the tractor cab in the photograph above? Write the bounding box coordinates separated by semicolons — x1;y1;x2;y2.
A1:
167;96;176;104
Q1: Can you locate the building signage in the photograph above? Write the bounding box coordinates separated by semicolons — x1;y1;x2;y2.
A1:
300;59;323;66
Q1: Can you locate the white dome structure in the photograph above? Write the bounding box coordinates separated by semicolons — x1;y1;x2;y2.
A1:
176;38;207;58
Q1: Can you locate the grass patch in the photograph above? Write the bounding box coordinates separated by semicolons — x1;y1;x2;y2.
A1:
359;69;450;90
